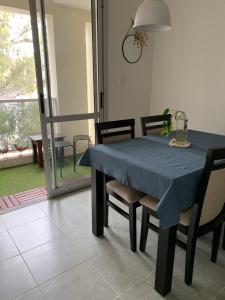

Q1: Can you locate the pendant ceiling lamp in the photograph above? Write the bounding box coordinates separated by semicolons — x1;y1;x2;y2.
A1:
134;0;171;32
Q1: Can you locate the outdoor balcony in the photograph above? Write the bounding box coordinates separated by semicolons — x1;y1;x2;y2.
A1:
0;99;91;211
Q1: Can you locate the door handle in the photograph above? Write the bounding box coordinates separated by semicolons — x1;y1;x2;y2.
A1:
100;92;104;109
40;92;45;114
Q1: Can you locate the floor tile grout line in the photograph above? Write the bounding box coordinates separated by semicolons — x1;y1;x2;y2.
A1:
1;213;47;231
6;225;41;298
38;286;47;300
19;235;64;256
2;215;44;230
36;201;92;237
1;202;93;261
47;215;74;237
4;221;21;255
12;286;44;300
12;233;63;255
37;256;98;288
89;257;155;298
11;240;99;298
0;218;7;233
0;253;21;264
20;235;98;266
87;260;119;295
117;270;155;298
3;196;123;287
2;192;224;299
25;255;102;300
4;209;68;255
4;216;65;263
213;286;225;300
37;202;52;217
20;252;41;286
17;225;97;259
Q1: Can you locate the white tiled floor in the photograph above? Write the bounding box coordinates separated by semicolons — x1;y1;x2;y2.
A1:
9;217;62;253
1;205;46;230
0;231;19;261
0;188;224;300
0;218;7;233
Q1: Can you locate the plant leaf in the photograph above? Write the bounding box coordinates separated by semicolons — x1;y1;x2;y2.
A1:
163;108;170;115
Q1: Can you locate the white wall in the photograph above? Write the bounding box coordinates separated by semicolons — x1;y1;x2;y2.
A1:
44;1;92;152
150;0;225;135
47;2;91;117
107;0;153;136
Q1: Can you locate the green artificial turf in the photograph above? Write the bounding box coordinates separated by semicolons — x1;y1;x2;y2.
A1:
0;156;90;197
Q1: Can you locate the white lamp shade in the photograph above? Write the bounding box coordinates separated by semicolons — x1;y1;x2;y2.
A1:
134;0;171;32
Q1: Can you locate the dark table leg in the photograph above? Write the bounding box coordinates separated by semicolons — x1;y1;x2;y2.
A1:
37;141;44;168
32;142;38;164
91;168;104;236
155;224;177;297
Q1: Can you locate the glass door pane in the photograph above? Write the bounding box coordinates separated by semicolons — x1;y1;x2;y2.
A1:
30;0;102;197
34;0;96;117
47;119;95;188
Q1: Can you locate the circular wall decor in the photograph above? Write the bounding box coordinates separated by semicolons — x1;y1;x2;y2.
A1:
122;34;143;64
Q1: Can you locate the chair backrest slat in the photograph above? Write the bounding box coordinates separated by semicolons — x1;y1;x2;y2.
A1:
200;167;225;225
141;114;171;136
95;119;135;145
195;147;225;226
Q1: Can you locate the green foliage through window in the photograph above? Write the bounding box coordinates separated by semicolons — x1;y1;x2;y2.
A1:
0;102;41;147
0;10;40;148
0;11;37;99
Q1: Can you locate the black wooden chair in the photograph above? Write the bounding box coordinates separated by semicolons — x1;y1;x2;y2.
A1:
95;119;144;252
223;222;225;250
141;114;172;136
139;147;225;285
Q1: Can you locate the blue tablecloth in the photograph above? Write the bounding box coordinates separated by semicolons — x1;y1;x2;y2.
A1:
78;130;225;229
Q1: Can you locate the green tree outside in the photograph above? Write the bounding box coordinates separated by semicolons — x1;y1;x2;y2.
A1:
0;104;16;143
0;11;40;148
16;102;41;146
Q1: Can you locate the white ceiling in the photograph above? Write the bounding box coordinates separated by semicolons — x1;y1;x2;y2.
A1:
53;0;91;11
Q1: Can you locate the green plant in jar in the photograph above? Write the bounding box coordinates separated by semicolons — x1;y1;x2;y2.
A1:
161;108;173;137
161;108;188;144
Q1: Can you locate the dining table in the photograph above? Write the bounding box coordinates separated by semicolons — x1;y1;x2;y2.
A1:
78;129;225;296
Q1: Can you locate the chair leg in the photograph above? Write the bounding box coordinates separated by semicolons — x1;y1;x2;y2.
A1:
185;233;197;286
211;223;222;263
139;206;150;252
129;204;137;252
104;193;109;227
73;144;76;172
59;148;63;178
223;223;225;250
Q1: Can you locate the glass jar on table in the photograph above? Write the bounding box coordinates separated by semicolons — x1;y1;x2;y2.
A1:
175;111;188;145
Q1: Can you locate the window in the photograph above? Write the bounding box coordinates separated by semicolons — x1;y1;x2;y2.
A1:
0;6;57;148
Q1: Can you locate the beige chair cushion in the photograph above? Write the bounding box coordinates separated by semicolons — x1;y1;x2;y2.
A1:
106;180;144;204
140;195;159;210
140;195;199;227
140;168;225;227
199;168;225;225
103;134;131;144
146;127;162;136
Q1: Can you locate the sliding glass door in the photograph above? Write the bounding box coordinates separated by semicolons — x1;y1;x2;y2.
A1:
29;0;104;197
